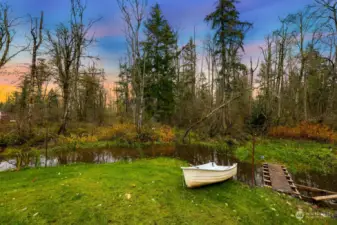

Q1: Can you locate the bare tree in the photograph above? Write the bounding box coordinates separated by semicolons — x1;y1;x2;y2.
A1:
47;25;76;134
70;0;99;119
117;0;147;132
27;11;44;135
0;3;27;69
204;35;217;107
259;35;273;116
286;7;319;121
314;0;337;112
274;21;290;121
249;57;259;117
47;0;98;134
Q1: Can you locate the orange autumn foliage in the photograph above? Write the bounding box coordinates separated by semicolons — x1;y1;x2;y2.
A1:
155;125;175;143
269;122;337;144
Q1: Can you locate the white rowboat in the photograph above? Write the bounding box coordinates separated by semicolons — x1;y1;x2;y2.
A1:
181;162;237;188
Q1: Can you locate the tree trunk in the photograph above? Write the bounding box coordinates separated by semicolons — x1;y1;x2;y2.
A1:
137;54;146;133
58;87;70;135
304;75;308;121
28;12;44;136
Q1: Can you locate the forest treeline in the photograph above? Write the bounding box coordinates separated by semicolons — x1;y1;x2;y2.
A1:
1;0;337;142
115;0;337;138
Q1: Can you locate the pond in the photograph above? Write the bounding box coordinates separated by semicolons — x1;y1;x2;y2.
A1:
1;144;337;193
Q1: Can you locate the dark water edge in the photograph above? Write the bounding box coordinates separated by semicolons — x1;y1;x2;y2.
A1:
0;144;336;193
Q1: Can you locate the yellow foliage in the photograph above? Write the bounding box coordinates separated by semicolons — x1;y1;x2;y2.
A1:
269;122;337;143
57;123;176;145
97;124;137;142
96;123;175;143
58;134;98;146
155;125;175;143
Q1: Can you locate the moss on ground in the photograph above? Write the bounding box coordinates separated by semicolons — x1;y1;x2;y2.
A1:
0;158;335;224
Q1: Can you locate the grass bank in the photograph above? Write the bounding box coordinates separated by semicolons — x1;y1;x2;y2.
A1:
235;138;337;174
0;158;335;224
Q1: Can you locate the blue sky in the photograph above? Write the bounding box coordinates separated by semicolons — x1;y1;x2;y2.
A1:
1;0;314;84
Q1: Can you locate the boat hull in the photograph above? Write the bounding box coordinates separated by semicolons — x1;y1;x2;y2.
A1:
182;165;237;188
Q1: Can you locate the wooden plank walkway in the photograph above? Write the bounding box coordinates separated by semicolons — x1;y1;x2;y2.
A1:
313;194;337;201
295;184;337;195
262;163;300;197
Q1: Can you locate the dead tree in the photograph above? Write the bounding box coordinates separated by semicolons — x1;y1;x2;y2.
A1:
259;35;273;117
274;21;289;121
48;0;98;135
315;0;337;113
204;35;217;107
286;7;318;121
47;25;76;135
70;0;99;119
249;57;259;117
117;0;147;132
28;11;44;135
0;3;27;69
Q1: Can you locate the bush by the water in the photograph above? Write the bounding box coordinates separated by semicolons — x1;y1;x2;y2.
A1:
269;122;337;143
56;124;175;146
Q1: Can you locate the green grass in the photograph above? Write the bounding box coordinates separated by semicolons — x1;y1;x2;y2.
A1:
0;158;335;224
235;138;337;174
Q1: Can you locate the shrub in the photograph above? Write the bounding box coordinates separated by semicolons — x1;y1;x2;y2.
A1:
153;125;175;143
269;122;337;143
0;133;25;146
1;147;41;170
97;124;137;142
56;134;98;150
96;124;175;144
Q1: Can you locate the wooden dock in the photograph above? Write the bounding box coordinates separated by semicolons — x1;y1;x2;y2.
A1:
262;163;300;197
262;163;337;209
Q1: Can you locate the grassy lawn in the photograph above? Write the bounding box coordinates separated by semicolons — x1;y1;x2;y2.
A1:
0;158;335;225
235;138;337;174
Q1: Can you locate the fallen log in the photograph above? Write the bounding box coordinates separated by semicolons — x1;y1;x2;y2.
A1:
313;194;337;201
182;94;242;144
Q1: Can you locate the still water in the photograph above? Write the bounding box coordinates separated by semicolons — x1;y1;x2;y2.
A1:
1;145;336;192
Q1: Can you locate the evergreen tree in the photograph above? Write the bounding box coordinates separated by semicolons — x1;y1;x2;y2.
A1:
205;0;252;82
205;0;252;133
142;3;177;123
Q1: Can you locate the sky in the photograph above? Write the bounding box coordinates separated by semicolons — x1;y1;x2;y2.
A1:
0;0;314;100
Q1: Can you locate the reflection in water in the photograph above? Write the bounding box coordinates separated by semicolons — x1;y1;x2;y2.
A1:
292;172;337;192
0;145;335;192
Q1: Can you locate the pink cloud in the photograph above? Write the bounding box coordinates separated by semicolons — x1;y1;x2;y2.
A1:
0;63;30;86
89;23;124;38
88;15;125;38
241;40;265;66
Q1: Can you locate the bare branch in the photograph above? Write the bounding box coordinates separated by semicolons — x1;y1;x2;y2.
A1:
0;3;28;69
